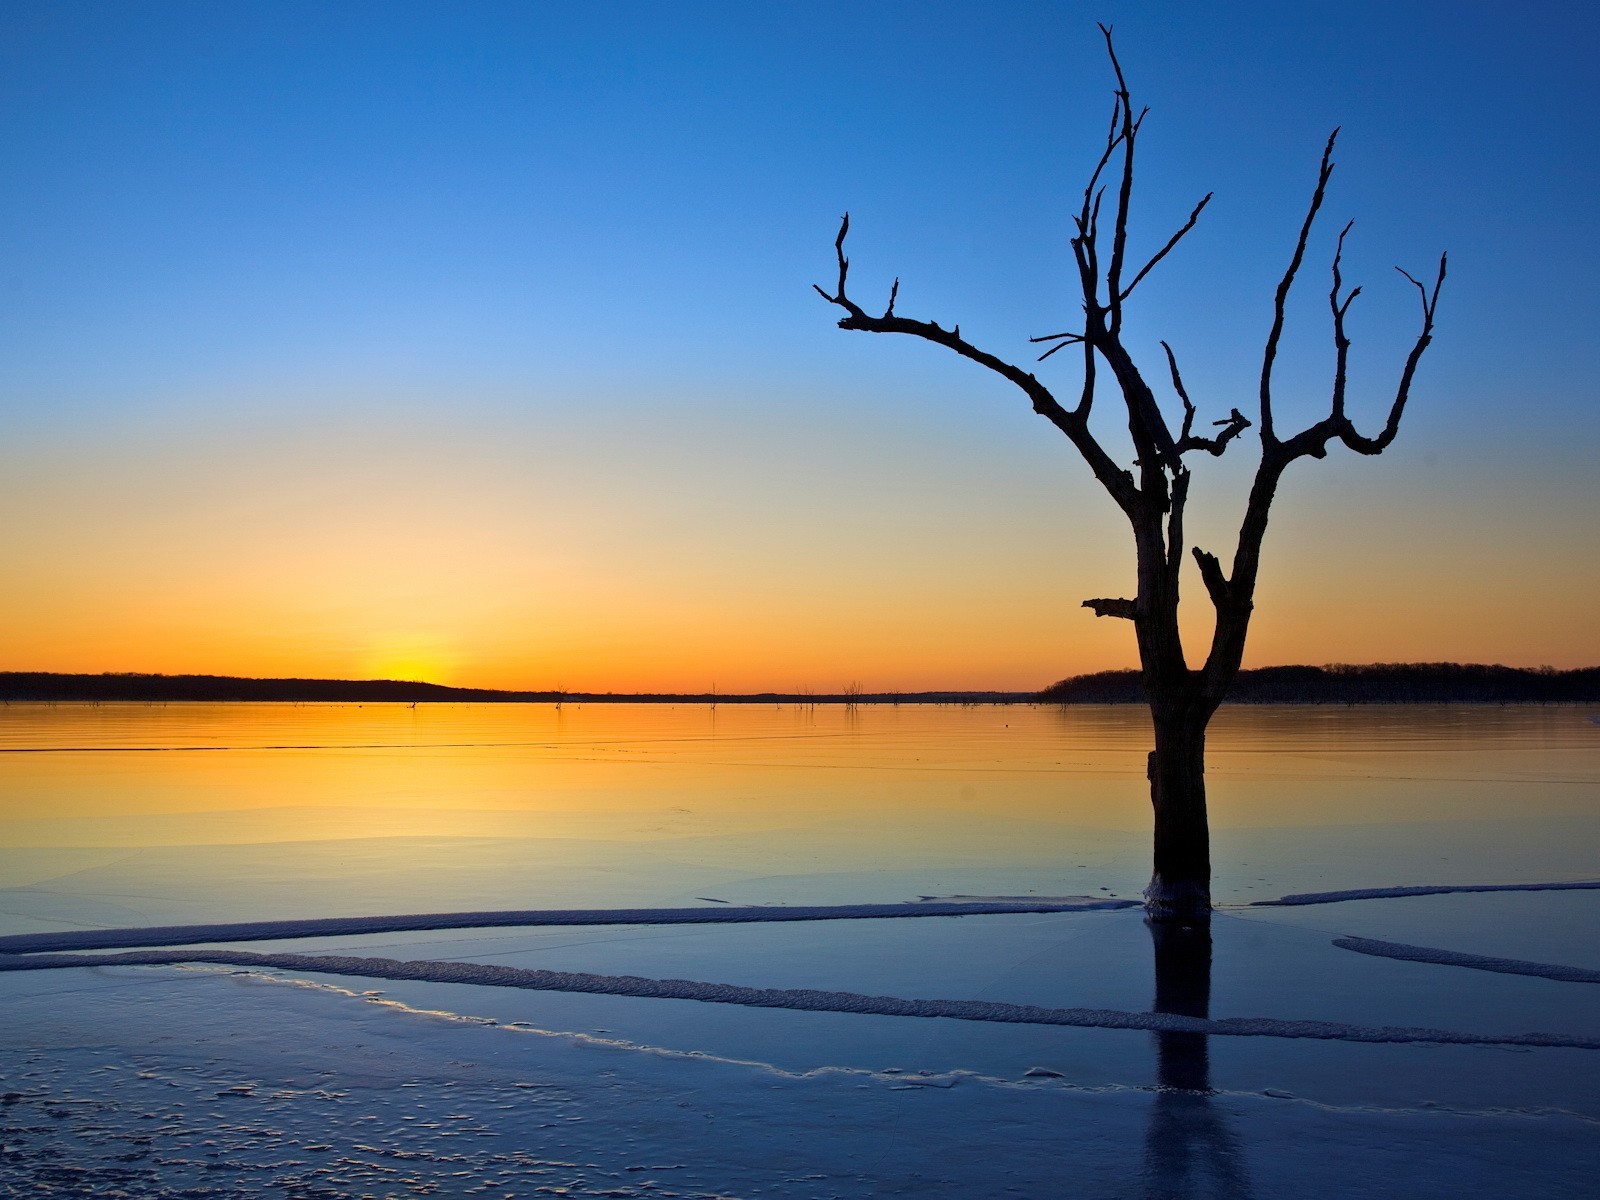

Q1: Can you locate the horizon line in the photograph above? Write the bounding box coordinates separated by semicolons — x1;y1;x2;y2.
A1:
2;662;1595;706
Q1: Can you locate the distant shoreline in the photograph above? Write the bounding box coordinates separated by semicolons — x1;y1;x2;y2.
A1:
0;665;1595;705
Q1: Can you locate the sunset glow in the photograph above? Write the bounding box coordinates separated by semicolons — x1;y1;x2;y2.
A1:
1;3;1594;689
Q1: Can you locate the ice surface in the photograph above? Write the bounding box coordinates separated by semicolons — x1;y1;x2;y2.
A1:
4;702;1597;1194
3;965;1596;1199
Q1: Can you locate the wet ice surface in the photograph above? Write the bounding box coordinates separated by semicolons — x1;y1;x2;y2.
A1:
162;905;1600;1114
3;703;1599;1195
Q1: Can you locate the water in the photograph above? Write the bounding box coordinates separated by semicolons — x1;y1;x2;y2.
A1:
2;702;1595;929
3;702;1598;1195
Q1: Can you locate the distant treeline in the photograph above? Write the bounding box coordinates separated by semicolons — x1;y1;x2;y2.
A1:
0;673;1027;705
0;673;538;703
1038;663;1600;704
3;666;1596;705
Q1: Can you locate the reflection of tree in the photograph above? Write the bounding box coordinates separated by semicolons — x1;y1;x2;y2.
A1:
1142;921;1252;1199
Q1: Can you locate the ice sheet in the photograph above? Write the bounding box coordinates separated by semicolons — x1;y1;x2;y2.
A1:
5;702;1597;1194
3;965;1596;1198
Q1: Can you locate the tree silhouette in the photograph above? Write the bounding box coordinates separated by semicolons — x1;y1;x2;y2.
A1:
815;26;1445;921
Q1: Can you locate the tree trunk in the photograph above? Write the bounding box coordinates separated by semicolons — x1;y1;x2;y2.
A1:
1143;710;1212;922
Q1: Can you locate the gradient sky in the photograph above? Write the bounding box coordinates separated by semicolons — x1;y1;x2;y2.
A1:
1;1;1596;691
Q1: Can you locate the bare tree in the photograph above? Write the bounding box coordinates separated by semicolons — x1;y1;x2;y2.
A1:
814;26;1445;922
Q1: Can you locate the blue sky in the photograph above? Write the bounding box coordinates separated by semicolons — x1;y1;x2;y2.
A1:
1;1;1596;687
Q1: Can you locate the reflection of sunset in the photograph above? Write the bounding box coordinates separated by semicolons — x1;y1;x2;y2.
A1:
4;702;1594;855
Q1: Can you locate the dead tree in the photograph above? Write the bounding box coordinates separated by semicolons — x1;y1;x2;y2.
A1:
814;27;1445;922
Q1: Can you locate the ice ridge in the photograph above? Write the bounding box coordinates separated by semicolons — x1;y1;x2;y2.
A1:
4;948;1597;1050
1254;880;1600;907
0;898;1138;955
1333;936;1600;983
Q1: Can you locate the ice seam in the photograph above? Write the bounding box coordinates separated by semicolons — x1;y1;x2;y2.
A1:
1253;880;1600;907
1333;936;1600;983
0;899;1138;955
3;948;1597;1050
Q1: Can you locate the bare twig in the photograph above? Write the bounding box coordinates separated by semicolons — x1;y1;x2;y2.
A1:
1261;129;1339;442
1120;193;1213;301
1328;221;1359;420
1098;22;1141;328
1079;96;1125;240
1162;341;1250;456
1033;330;1086;362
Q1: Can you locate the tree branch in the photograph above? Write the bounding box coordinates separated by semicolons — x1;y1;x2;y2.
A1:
1079;98;1124;244
1083;597;1137;620
1339;253;1447;454
1270;244;1446;464
1030;329;1085;363
1261;129;1338;444
815;214;1139;513
1098;22;1143;333
1328;220;1359;421
1191;547;1229;609
1077;335;1097;419
1161;340;1250;456
1120;193;1213;302
1205;237;1444;706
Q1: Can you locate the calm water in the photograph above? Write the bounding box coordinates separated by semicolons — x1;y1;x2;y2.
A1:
1;702;1595;933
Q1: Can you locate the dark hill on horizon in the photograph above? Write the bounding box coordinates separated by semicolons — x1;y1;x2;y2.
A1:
0;672;1022;704
1039;663;1600;705
0;665;1596;704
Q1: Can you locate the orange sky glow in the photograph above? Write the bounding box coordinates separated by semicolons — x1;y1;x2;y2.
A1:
2;7;1596;691
4;407;1593;692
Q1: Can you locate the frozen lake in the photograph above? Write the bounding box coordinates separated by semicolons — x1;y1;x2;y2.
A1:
2;702;1598;1195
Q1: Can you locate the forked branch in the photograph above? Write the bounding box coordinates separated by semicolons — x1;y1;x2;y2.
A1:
1338;254;1446;454
1162;341;1250;456
1271;240;1447;464
1259;133;1446;466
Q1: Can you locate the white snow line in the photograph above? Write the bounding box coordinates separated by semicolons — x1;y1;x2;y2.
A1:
1254;881;1600;907
3;949;1597;1051
0;899;1139;955
1333;936;1600;984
